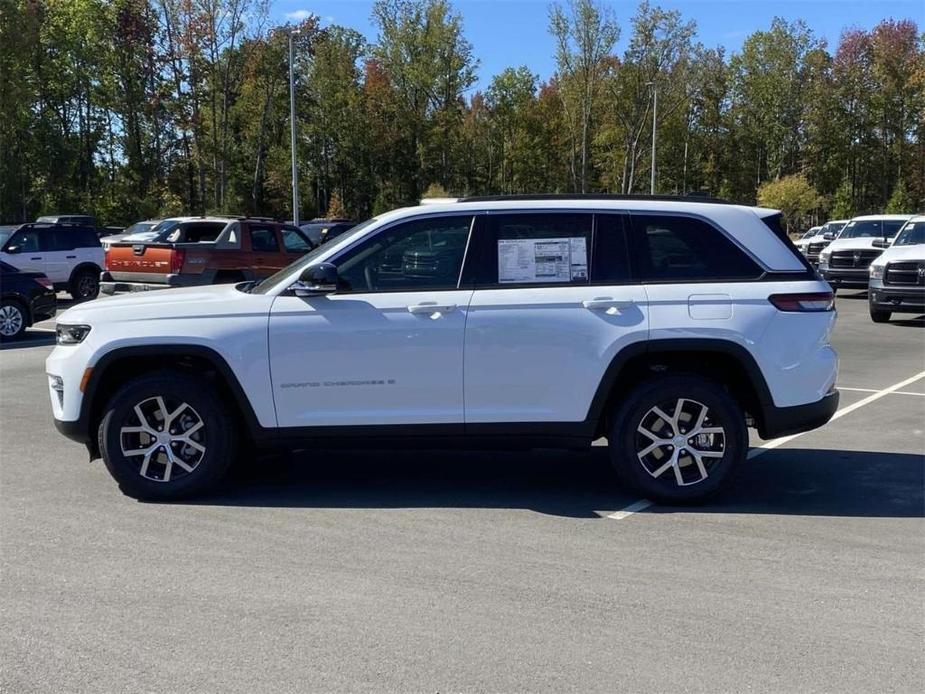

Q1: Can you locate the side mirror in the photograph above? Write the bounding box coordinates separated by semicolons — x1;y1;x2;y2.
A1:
823;232;836;241
872;238;890;249
292;262;338;296
5;245;20;254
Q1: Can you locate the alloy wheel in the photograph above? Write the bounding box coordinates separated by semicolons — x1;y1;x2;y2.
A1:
635;398;726;487
119;396;206;482
77;273;98;299
0;304;24;337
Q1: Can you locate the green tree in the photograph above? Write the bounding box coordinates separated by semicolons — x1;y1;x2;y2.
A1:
885;179;916;213
757;174;824;230
549;0;619;192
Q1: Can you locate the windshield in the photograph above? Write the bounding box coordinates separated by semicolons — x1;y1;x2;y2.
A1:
893;221;925;246
0;226;18;247
249;218;377;294
839;220;897;239
821;222;845;236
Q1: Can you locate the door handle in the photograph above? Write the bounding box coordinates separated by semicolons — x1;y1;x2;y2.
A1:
30;257;42;260
408;302;457;314
582;297;635;311
66;255;76;259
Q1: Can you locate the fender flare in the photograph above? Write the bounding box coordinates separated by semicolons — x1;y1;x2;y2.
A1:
75;344;264;446
584;338;774;425
68;262;102;286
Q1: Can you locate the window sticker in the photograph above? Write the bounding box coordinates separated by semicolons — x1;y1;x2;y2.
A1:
498;237;588;284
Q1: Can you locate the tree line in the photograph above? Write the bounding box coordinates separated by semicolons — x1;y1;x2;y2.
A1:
1;0;922;229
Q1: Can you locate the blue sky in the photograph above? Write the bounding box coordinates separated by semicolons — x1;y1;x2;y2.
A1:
274;0;923;90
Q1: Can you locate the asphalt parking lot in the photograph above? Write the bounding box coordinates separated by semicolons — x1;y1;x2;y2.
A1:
1;292;923;692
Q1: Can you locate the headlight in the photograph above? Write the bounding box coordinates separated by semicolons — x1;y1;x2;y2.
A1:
870;264;884;279
56;324;91;345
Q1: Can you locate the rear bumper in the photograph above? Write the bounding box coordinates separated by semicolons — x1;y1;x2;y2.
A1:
100;272;204;295
758;389;840;439
31;292;57;324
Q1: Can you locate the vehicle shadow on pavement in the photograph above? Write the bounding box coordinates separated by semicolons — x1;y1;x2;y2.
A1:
656;447;924;519
0;333;56;350
190;446;924;519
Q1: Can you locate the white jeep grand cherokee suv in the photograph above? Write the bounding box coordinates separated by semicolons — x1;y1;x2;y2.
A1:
47;196;839;504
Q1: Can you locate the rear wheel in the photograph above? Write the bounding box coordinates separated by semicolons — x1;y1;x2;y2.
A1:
0;300;27;340
70;267;100;301
609;375;747;505
869;305;892;323
98;371;235;500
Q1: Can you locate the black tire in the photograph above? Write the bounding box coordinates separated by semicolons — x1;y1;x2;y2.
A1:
70;267;100;301
98;371;236;500
0;299;28;340
608;375;747;505
869;305;891;323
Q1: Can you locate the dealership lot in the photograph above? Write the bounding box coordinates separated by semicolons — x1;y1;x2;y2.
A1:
1;293;923;692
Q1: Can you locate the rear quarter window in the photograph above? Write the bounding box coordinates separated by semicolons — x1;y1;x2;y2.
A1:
629;214;763;281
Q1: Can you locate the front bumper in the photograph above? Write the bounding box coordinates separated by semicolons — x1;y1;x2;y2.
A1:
758;389;840;439
868;280;925;314
819;267;870;288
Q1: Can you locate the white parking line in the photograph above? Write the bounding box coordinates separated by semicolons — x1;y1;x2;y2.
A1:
606;370;925;520
748;370;925;460
839;386;925;397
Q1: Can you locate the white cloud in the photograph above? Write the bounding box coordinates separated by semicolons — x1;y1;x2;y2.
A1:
285;10;312;22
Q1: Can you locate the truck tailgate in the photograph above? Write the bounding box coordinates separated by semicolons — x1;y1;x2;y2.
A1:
106;243;175;282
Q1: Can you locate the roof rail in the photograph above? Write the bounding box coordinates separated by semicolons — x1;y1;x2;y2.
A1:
457;193;732;204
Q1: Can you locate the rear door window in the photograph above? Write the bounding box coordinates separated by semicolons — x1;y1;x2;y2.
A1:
591;213;631;283
52;228;100;250
465;213;592;286
629;214;762;281
249;226;281;252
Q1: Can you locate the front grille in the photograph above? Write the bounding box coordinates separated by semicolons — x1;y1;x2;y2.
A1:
807;241;828;255
885;261;925;287
830;249;881;269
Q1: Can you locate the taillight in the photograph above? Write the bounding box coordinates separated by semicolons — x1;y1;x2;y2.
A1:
768;292;835;312
36;275;53;290
170;249;186;274
104;247;111;269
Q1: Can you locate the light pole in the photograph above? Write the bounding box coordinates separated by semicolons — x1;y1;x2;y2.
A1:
288;28;300;225
648;81;657;195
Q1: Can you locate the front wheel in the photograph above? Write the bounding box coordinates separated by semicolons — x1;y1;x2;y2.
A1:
98;371;236;500
609;375;747;505
869;306;891;323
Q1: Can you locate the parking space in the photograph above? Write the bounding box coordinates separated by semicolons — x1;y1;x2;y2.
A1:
1;293;923;692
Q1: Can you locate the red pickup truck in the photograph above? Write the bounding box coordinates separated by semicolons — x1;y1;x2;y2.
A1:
100;217;315;294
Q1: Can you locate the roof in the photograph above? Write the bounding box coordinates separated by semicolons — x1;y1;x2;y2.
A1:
849;214;916;221
378;198;773;224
